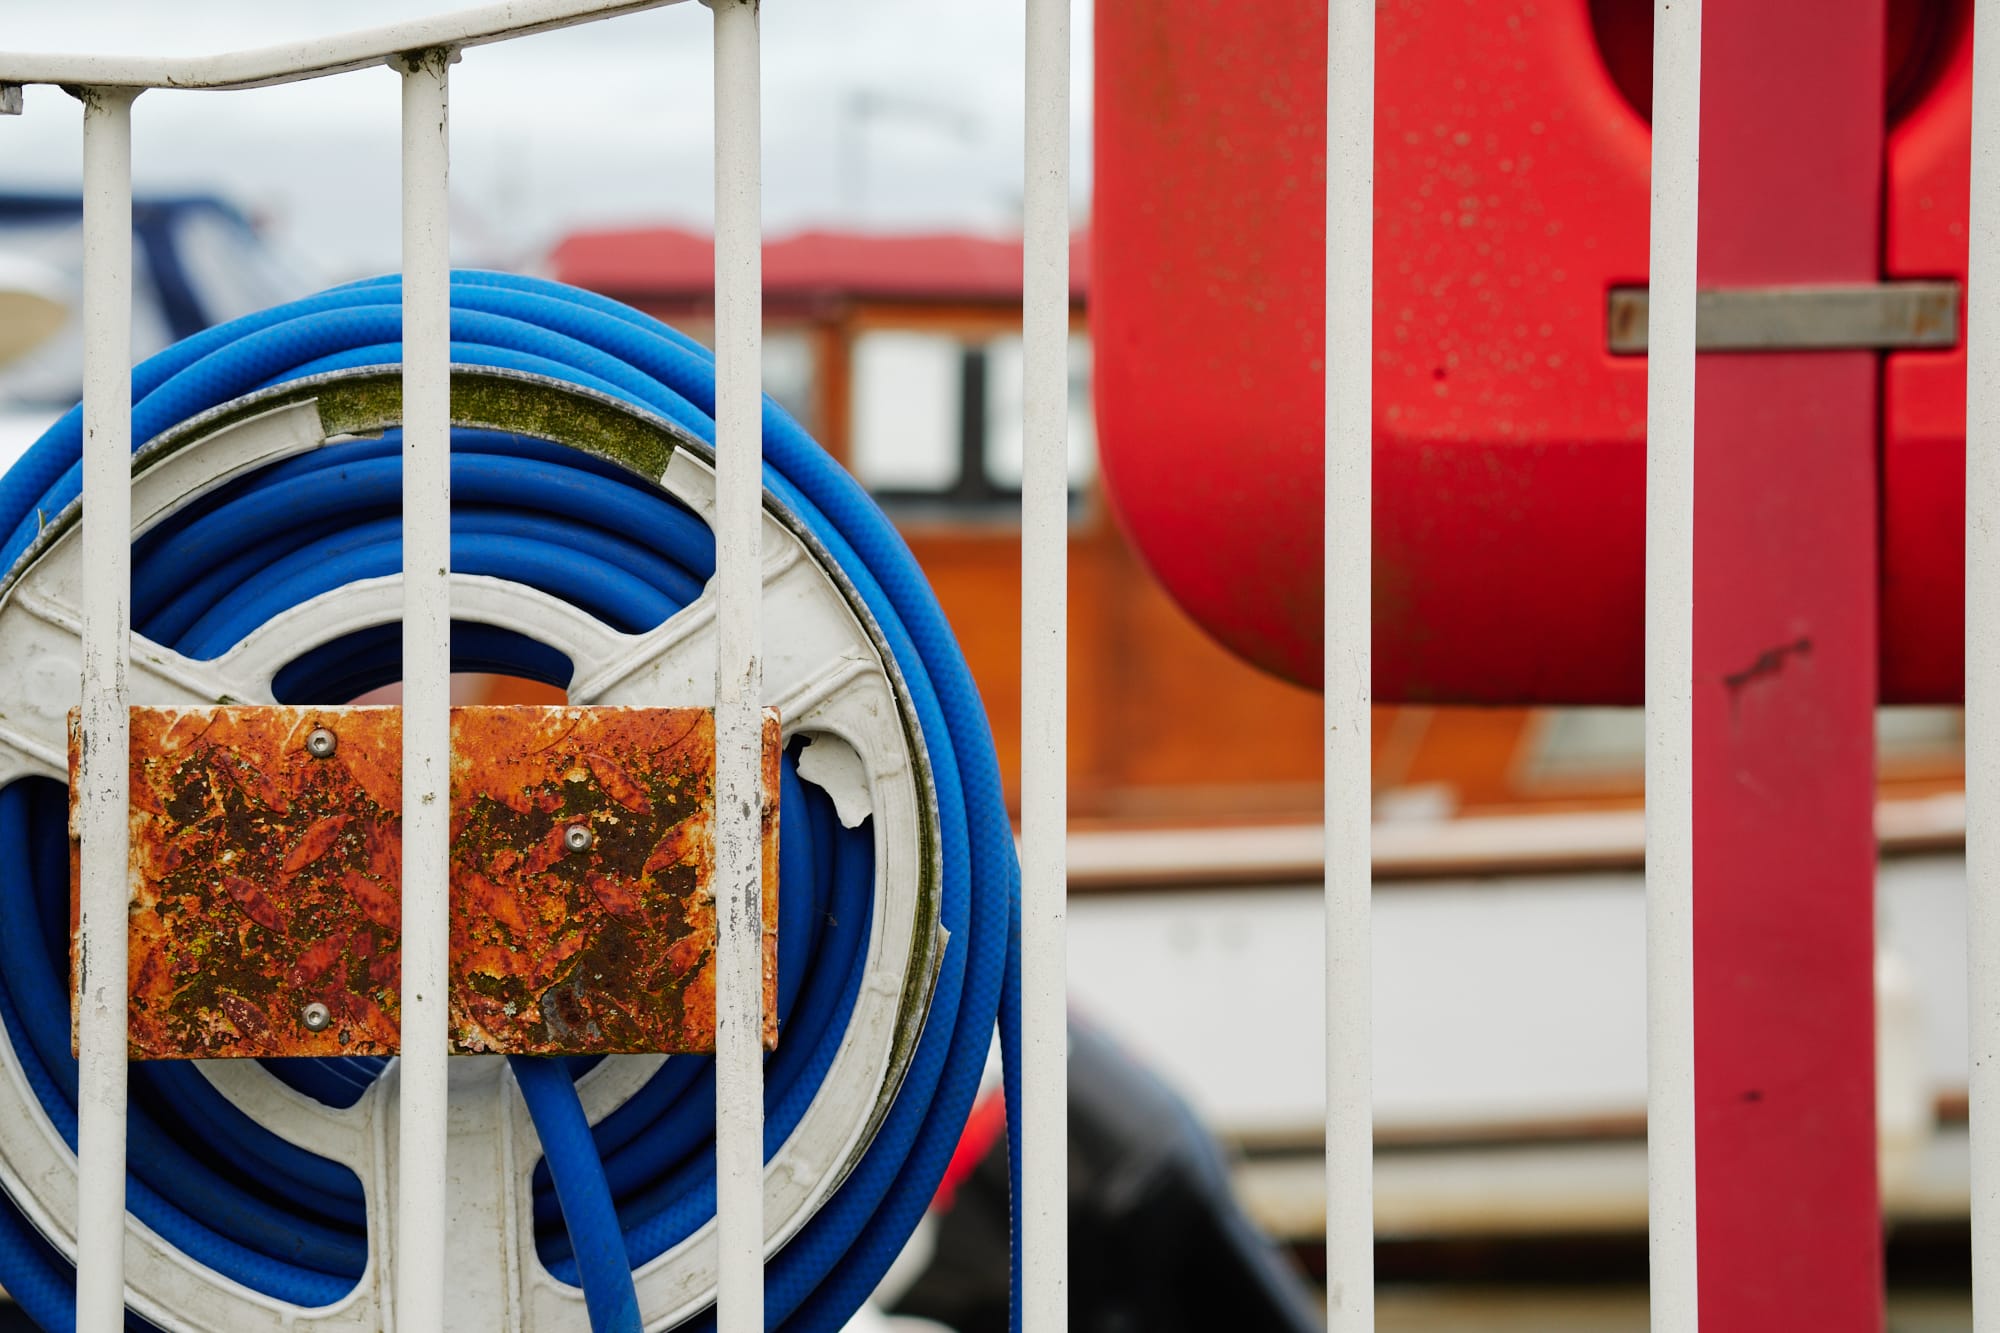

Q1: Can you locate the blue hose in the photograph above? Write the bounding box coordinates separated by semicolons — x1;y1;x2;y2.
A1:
0;272;1023;1331
513;1058;644;1333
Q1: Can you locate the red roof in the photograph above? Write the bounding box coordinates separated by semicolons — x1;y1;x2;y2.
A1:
548;225;1090;304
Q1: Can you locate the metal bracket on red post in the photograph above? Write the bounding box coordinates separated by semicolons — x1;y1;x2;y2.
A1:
1607;280;1960;354
68;703;781;1061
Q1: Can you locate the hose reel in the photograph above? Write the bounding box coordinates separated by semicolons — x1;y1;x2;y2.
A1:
0;274;1019;1332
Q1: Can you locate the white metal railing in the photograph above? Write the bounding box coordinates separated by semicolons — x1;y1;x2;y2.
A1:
1643;0;1702;1326
0;3;780;1329
0;1;1073;1330
1019;0;1071;1326
73;83;136;1333
395;44;456;1333
1970;0;2000;1325
1301;0;1700;1322
709;1;767;1325
1322;2;1374;1331
1319;0;1707;1325
13;0;1958;1330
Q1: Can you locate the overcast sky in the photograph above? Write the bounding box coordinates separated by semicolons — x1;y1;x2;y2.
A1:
0;1;1094;283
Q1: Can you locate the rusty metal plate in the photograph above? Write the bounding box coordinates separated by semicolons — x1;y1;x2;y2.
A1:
73;704;779;1060
449;705;779;1055
77;706;405;1060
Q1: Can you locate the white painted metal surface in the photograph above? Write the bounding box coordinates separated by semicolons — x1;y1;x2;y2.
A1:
0;1;685;92
396;48;455;1333
1324;0;1375;1328
1020;0;1071;1328
1970;0;2000;1318
1644;0;1703;1325
74;84;138;1333
709;0;767;1327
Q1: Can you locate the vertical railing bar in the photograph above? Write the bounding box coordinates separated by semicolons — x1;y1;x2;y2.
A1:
710;0;766;1326
74;83;137;1333
1021;0;1070;1327
1644;0;1702;1326
1323;2;1374;1330
1969;0;2000;1320
396;47;453;1333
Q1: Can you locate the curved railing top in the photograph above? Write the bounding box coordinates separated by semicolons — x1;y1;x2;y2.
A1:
0;0;680;94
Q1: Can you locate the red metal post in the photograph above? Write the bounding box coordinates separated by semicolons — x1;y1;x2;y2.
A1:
1694;2;1885;1327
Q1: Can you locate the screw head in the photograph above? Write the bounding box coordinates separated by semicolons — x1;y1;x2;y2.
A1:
306;727;337;759
563;824;594;854
301;1001;332;1033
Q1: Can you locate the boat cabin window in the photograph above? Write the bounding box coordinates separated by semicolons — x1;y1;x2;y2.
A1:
850;328;1095;511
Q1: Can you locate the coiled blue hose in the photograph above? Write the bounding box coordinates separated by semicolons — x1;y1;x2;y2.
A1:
0;272;1023;1332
